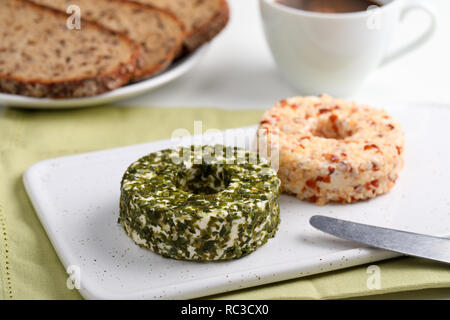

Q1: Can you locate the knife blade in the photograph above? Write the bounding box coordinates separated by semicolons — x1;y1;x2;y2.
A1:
310;215;450;264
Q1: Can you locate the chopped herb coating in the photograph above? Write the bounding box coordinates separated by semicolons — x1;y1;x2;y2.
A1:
119;145;281;261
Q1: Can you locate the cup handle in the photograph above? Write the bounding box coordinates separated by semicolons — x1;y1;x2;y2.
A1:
380;0;437;67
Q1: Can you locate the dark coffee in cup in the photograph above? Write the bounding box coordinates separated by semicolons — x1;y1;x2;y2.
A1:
276;0;381;13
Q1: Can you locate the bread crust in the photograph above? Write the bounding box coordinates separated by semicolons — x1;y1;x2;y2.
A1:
126;2;186;81
0;57;138;99
132;0;230;52
27;0;186;82
184;0;230;51
0;0;140;98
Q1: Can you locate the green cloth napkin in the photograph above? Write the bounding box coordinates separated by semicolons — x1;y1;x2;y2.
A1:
0;106;449;300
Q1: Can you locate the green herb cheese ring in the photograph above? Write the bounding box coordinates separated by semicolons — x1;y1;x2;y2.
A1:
119;145;281;261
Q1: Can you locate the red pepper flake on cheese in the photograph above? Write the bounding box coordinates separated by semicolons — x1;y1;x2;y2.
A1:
323;153;340;162
257;95;405;205
319;108;331;114
322;176;331;183
306;179;317;189
364;144;379;151
329;114;338;122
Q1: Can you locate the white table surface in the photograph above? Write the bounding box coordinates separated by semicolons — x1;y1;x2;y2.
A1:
1;0;449;299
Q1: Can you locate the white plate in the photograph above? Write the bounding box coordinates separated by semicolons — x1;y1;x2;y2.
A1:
0;45;209;110
23;102;450;299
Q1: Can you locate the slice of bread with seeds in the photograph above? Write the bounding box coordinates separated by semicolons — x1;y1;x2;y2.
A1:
132;0;230;52
0;0;139;98
28;0;186;81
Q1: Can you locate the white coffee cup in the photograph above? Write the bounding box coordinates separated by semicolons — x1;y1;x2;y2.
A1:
260;0;437;97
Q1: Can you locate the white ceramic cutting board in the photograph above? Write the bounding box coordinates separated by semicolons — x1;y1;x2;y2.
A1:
23;102;450;299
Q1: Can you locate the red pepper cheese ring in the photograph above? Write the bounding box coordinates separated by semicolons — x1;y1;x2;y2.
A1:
257;95;405;205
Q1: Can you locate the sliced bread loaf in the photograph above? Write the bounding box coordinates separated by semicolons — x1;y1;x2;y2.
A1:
133;0;230;52
0;0;139;98
29;0;186;81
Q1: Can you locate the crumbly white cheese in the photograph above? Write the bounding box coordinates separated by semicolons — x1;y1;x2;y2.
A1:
258;95;405;205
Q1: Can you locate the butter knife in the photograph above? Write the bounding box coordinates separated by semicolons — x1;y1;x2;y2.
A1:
310;215;450;264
